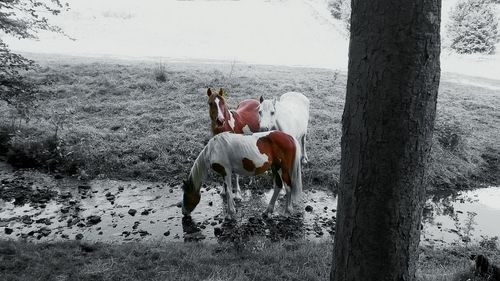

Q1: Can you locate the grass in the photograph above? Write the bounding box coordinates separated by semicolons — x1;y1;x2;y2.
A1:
0;239;498;281
0;53;499;278
418;243;500;281
0;239;332;281
0;54;498;193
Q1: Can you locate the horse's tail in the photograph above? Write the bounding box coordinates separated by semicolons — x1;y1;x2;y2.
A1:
291;136;303;204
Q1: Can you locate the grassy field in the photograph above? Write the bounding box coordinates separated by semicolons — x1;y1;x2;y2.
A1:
0;54;499;193
0;239;498;281
0;55;499;280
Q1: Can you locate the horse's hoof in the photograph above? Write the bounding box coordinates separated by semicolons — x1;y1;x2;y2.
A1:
225;215;237;221
224;216;236;222
301;158;308;165
284;208;294;216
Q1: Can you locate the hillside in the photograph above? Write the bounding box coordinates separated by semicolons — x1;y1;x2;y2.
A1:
2;0;499;79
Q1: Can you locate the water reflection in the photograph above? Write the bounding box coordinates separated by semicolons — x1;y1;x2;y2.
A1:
422;186;500;246
1;163;498;247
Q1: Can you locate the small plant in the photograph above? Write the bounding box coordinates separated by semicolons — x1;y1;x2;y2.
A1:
154;62;167;82
332;70;340;85
45;109;72;139
454;211;478;247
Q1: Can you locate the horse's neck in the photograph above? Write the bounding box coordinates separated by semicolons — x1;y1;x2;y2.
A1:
189;147;208;192
275;101;284;113
274;102;286;131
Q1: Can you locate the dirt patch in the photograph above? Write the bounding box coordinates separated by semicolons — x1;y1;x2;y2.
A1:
0;176;57;206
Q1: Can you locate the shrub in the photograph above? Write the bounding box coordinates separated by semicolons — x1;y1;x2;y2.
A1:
6;132;61;169
435;120;468;154
447;0;499;54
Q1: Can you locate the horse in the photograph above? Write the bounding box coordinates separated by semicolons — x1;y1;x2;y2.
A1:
207;88;260;135
258;92;310;164
206;88;260;199
179;131;302;219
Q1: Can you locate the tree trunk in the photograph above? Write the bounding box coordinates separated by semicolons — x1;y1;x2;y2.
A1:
331;1;441;280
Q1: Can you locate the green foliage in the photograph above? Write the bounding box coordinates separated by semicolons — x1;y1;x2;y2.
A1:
447;0;499;54
479;236;499;250
0;0;69;116
327;0;350;33
0;0;68;39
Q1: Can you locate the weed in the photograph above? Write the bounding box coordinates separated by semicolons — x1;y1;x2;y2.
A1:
154;62;167;82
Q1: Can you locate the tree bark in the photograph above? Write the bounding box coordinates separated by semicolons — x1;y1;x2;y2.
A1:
331;1;441;280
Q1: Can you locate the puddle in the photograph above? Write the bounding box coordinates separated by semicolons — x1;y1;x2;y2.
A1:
1;163;499;246
422;186;500;247
0;169;336;243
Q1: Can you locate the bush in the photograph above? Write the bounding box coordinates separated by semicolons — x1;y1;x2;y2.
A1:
153;63;167;82
447;0;499;54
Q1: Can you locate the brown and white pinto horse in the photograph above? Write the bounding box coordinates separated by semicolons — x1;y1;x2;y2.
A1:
207;88;260;199
207;88;260;135
180;131;302;219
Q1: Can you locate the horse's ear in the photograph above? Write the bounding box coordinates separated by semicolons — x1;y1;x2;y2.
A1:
207;88;212;97
259;96;264;103
219;88;224;96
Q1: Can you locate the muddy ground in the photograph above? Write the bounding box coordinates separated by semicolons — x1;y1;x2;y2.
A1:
2;160;500;247
0;161;335;243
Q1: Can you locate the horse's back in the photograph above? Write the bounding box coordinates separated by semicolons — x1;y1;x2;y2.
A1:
236;99;259;112
208;132;273;175
279;92;310;118
280;92;310;107
234;99;260;133
265;131;297;152
277;92;309;137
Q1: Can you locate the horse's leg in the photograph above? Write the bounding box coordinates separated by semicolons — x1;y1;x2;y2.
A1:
225;173;236;219
234;174;243;201
281;169;293;215
301;134;309;164
266;168;282;214
219;182;226;196
284;183;293;215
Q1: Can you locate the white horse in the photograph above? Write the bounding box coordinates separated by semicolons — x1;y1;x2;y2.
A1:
259;92;310;164
179;131;302;219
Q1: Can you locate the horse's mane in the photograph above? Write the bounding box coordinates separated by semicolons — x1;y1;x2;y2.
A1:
188;145;209;193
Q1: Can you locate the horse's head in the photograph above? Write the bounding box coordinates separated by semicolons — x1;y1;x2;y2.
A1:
207;88;228;131
258;95;277;131
180;178;200;216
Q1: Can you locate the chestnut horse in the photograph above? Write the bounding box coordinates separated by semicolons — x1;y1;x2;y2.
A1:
207;88;260;135
207;88;260;199
180;131;302;219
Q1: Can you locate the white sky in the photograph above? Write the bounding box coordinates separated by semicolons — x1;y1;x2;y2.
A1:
2;0;500;80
